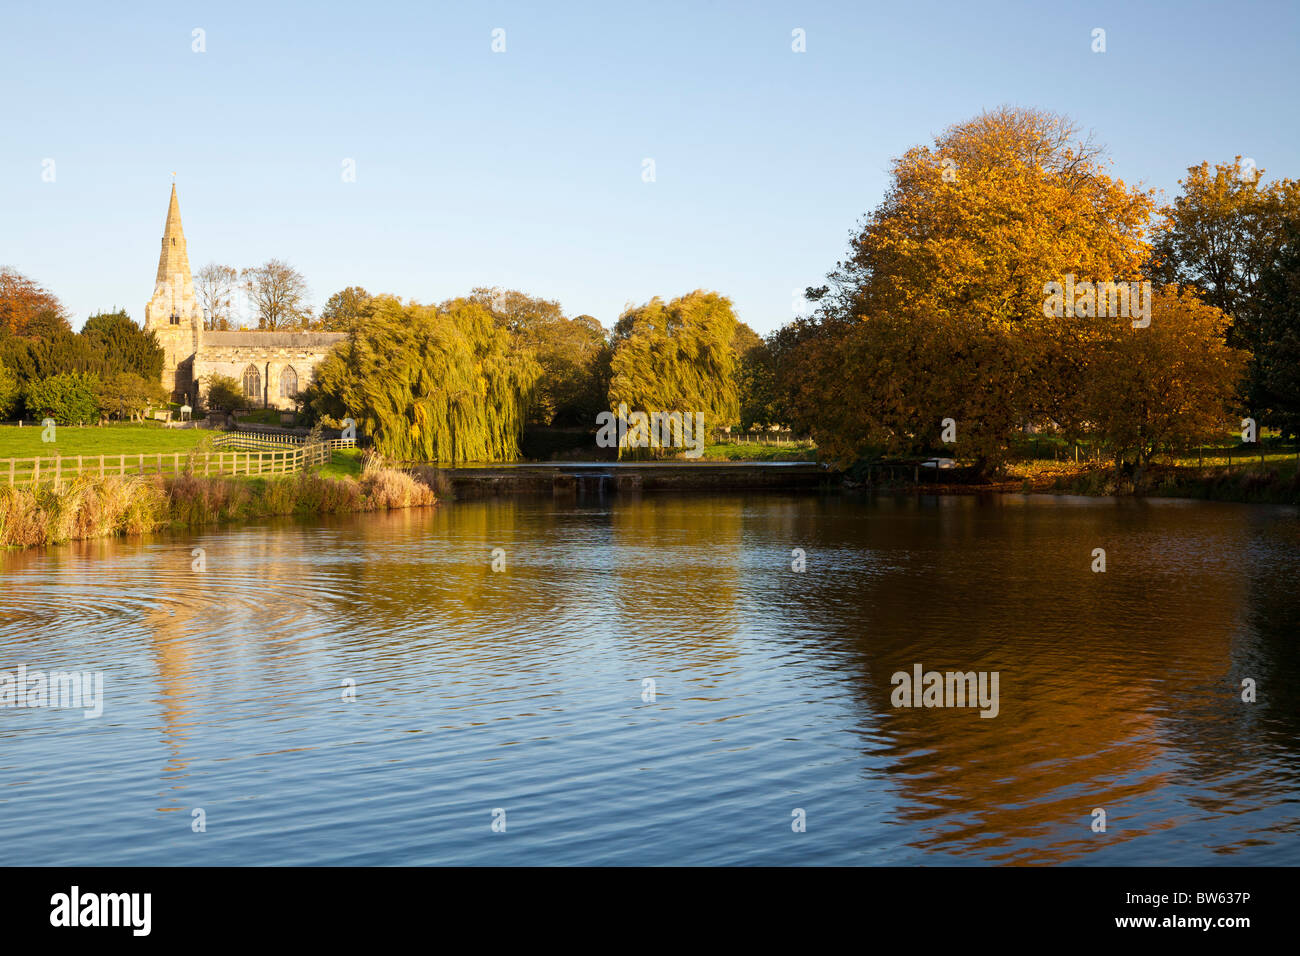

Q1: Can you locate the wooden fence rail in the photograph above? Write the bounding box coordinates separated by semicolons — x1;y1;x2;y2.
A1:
0;445;333;488
214;430;356;451
714;432;814;446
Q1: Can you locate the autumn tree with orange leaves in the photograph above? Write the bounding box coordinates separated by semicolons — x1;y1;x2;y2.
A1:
783;107;1239;469
0;267;71;338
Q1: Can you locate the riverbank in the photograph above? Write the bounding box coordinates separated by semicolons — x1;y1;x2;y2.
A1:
851;459;1300;505
0;465;439;548
7;453;1296;550
426;461;828;498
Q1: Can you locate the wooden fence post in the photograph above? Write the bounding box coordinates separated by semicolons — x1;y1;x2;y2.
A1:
138;453;144;475
34;457;40;484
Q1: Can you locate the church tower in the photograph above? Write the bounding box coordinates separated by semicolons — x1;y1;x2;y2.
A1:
144;183;203;402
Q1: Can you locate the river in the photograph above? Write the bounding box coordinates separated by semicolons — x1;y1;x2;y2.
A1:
2;492;1297;865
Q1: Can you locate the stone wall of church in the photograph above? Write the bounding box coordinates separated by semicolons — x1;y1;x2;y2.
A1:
152;322;202;402
192;332;346;411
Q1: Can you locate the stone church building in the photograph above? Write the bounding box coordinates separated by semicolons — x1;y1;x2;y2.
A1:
143;184;345;409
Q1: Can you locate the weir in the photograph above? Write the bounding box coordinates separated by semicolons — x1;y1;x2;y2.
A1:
440;461;827;498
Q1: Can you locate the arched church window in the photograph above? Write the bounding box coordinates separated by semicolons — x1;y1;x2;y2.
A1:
280;366;299;398
242;364;262;401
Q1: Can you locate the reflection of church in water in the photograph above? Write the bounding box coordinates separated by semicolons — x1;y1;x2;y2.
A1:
142;184;345;409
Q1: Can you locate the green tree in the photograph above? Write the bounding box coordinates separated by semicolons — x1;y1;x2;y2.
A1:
308;295;540;461
733;323;781;430
5;332;100;382
203;374;244;413
317;286;374;332
606;290;742;439
95;371;168;421
1245;220;1300;438
469;289;609;426
24;372;101;425
0;364;19;419
80;310;165;381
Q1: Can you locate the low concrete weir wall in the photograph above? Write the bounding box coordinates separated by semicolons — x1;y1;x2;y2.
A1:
439;462;830;498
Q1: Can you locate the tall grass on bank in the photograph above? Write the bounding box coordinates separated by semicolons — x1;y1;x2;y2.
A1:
0;464;440;548
1054;463;1300;504
0;475;166;547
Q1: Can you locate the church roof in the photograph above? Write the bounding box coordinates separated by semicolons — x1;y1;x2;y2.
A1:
204;331;347;347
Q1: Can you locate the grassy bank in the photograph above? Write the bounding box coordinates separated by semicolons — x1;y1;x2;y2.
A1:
848;455;1300;505
699;440;817;462
0;421;207;457
1051;462;1300;504
0;460;439;549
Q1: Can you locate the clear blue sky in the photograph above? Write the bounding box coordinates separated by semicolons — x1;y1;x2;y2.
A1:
2;0;1297;334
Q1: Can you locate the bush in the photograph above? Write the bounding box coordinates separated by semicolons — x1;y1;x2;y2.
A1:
96;371;168;421
204;374;244;413
24;372;100;424
0;364;19;419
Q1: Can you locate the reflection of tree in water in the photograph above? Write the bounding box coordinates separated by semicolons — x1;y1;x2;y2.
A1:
1154;511;1300;847
750;495;1265;862
608;497;744;669
343;501;587;672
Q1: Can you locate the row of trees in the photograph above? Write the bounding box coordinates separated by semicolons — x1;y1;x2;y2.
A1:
298;284;771;460
0;369;167;425
195;259;318;331
10;108;1297;469
0;277;169;422
765;107;1299;469
0;260;766;455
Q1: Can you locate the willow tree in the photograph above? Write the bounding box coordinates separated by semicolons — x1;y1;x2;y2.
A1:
606;291;741;446
310;296;540;462
787;107;1155;467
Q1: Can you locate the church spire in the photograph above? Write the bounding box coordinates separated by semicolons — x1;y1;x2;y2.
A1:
163;182;185;240
145;182;201;335
152;183;195;290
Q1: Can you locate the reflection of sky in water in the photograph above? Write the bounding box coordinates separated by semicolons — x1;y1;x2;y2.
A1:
0;494;1297;865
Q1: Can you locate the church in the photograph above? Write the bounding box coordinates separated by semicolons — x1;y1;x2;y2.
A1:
143;184;345;410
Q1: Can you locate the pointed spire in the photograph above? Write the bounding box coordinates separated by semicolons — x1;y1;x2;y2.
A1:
148;182;199;325
164;182;184;239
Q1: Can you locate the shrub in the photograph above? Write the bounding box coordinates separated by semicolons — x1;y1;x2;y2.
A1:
204;374;244;413
24;372;100;425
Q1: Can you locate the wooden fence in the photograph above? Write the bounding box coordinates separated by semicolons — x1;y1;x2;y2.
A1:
1;444;333;488
213;430;356;451
714;431;813;446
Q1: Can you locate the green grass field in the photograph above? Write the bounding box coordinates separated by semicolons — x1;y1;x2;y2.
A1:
318;447;363;479
700;441;817;462
0;423;208;459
